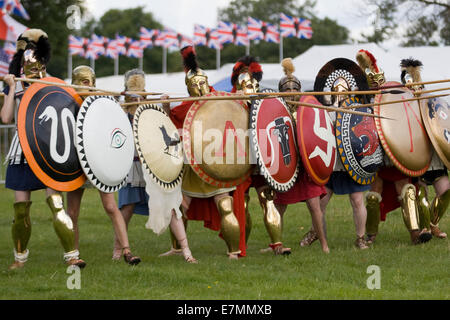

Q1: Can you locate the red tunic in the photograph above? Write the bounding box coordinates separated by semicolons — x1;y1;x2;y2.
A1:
169;88;249;256
377;166;412;221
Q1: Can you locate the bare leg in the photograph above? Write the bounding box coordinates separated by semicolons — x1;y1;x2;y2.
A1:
113;203;134;260
169;210;197;263
350;192;369;249
66;188;84;249
306;197;329;253
99;191;140;265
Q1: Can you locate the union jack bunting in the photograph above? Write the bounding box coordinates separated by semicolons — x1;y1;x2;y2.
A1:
193;24;221;49
68;35;88;57
105;38;119;59
247;17;279;43
126;39;143;58
0;47;10;76
140;27;164;48
279;13;313;39
3;40;15;58
163;28;193;49
85;34;105;60
115;34;130;55
217;21;248;46
0;0;29;20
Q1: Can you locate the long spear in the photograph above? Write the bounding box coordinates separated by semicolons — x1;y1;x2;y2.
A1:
284;100;392;119
337;92;449;110
0;76;165;97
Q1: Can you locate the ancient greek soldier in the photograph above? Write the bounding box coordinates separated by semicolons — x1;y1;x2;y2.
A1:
312;57;372;249
66;65;141;265
160;46;248;259
230;55;292;255
357;51;432;245
400;59;449;239
115;69;197;263
1;29;85;269
273;58;329;253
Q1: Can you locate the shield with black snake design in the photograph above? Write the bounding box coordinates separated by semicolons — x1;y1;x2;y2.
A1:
17;77;86;191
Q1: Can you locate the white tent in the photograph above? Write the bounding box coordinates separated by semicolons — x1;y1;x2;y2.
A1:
89;43;450;95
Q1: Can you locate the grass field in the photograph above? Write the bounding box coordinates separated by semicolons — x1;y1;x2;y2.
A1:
0;184;448;300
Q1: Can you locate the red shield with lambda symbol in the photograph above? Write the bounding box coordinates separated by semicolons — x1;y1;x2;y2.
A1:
183;91;253;188
250;89;299;192
297;95;336;186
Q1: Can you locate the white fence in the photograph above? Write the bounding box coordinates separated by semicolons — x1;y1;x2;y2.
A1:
0;124;15;184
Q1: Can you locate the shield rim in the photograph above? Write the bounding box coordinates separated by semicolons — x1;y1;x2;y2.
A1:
419;97;450;169
297;95;335;186
76;95;131;193
17;77;86;192
182;91;252;188
336;97;379;185
374;81;430;177
250;88;299;192
133;103;183;191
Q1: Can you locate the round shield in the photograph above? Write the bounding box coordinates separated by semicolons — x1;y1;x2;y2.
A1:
183;91;252;188
133;104;183;191
297;95;336;186
336;97;384;185
420;97;450;169
76;95;134;192
374;81;432;176
17;77;86;191
250;89;299;192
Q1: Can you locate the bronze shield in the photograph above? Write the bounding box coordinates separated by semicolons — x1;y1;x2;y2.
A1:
374;81;432;176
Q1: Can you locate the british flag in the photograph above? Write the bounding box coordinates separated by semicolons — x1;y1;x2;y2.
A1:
193;24;221;49
140;27;164;48
280;13;312;39
85;34;105;60
3;40;14;58
217;21;248;46
247;17;279;43
0;47;10;76
0;0;29;20
115;34;130;56
105;38;119;59
126;39;143;58
163;28;192;49
68;35;88;58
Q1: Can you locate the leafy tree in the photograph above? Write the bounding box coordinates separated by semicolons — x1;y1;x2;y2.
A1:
13;0;86;78
360;0;450;45
216;0;349;67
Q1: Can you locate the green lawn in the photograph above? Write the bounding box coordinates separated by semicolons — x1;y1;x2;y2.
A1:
0;185;448;300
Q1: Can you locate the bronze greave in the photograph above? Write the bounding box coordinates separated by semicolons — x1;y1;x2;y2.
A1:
365;192;381;235
244;194;252;244
12;201;32;255
259;188;283;245
46;194;76;253
399;184;420;232
417;186;431;230
430;189;450;226
217;196;241;255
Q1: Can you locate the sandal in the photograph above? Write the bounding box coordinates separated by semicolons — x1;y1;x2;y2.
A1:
112;247;122;261
354;236;369;250
181;247;198;264
66;258;87;269
300;229;318;247
159;247;183;257
270;243;291;255
123;248;141;265
365;234;377;244
431;224;447;239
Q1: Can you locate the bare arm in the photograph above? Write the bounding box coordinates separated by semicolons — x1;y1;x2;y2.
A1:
160;94;171;115
1;75;16;124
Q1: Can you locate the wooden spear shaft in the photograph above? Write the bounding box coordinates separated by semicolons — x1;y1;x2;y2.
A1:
280;100;391;119
0;76;165;96
120;94;265;106
338;92;449;110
